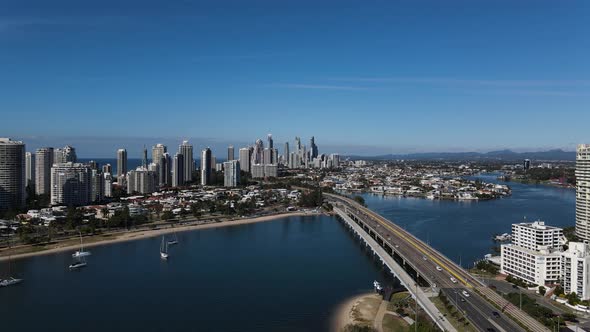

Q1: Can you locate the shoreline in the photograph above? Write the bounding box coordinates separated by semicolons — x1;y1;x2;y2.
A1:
0;211;322;262
331;292;375;332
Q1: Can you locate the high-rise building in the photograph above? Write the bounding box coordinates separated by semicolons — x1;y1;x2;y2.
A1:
142;146;148;167
201;148;212;186
152;144;167;164
252;139;264;165
50;162;92;206
117;148;128;179
239;148;251;173
179;140;194;183
267;133;274;149
501;221;565;286
524;159;531;171
103;173;113;197
87;160;98;170
35;147;53;195
227;145;235;161
263;148;272;165
0;138;25;211
102;164;112;174
283;142;289;166
223;160;240;187
561;241;590;300
310;136;318;160
172;153;184;187
54;145;77;164
90;169;104;203
576;144;590;240
126;166;157;195
159;152;172;187
25;152;35;188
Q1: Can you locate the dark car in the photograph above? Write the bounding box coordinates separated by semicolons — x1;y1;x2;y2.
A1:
492;311;500;318
487;328;496;332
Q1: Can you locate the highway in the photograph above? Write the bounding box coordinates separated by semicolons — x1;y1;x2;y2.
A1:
326;193;550;332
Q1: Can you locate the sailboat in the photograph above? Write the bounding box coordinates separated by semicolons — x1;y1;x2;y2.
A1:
160;236;169;259
167;232;178;245
72;231;91;258
1;238;23;287
68;256;87;270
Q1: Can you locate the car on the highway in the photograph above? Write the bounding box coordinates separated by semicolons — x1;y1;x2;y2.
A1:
462;290;469;297
492;311;500;318
422;255;427;261
450;277;457;283
436;266;442;271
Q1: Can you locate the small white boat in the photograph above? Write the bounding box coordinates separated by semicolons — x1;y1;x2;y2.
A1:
69;261;87;269
373;280;382;291
72;231;91;258
2;238;23;286
0;277;23;287
160;236;169;260
167;233;179;246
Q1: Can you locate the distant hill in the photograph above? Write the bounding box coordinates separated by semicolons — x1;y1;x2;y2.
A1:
346;149;575;162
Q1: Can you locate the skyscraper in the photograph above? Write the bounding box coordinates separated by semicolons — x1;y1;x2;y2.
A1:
223;160;240;187
90;169;104;203
252;139;264;165
268;134;274;149
283;142;289;166
35;147;53;195
152;144;167;165
0;138;25;211
54;145;77;164
576;144;590;240
25;151;34;188
310;136;318;160
239;147;251;173
263;148;272;165
172;152;184;187
228;145;235;161
50;162;92;206
201;148;212;186
117;148;128;179
102;164;112;174
142;146;148;167
179;140;194;183
159;152;172;187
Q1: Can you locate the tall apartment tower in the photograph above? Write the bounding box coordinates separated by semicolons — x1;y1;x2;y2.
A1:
159;152;172;187
25;152;35;188
310;136;318;160
179;140;194;183
0;138;25;211
142;146;148;167
239;147;251;173
201;148;212;186
576;144;590;240
117;148;128;179
35;147;54;195
283;142;289;166
223;160;240;187
227;145;235;161
152;144;167;165
50;162;92;206
172;153;184;187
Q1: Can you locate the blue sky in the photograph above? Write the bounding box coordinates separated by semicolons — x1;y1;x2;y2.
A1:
1;0;589;157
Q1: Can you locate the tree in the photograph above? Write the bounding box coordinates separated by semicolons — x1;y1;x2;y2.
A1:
539;286;546;296
161;211;174;221
353;195;366;207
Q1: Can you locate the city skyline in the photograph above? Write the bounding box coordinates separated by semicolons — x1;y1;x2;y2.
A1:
2;1;589;152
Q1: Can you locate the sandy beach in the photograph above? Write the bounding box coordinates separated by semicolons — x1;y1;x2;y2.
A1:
331;292;378;332
0;211;321;262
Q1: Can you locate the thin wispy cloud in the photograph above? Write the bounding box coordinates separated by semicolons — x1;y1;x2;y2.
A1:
271;83;369;91
330;76;590;87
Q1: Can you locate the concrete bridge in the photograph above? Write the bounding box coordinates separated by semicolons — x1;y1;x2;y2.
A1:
328;193;550;332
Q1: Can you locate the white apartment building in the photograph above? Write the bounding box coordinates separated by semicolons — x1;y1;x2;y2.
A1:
50;162;92;206
576;144;590;240
561;241;590;300
501;221;565;286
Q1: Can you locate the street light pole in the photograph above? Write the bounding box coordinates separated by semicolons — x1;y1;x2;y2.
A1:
415;283;418;332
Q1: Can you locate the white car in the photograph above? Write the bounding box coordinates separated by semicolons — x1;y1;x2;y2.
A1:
450;277;457;284
436;266;442;271
462;290;470;297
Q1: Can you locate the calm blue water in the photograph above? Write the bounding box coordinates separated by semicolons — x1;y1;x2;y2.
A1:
2;215;396;332
359;173;575;267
